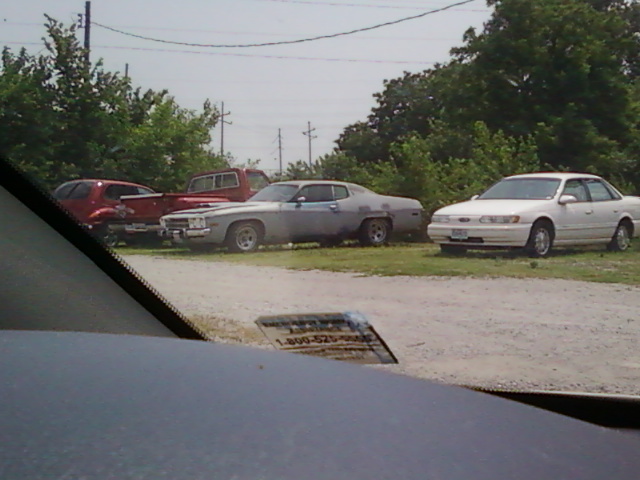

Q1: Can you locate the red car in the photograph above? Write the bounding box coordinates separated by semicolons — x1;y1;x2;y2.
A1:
53;179;155;245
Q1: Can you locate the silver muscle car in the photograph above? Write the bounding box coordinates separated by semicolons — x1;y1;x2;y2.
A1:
160;180;424;252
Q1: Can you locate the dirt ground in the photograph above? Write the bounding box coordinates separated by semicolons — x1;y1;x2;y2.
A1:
122;254;640;395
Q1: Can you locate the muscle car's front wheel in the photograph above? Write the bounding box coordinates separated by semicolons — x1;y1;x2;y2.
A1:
225;222;263;253
358;218;391;247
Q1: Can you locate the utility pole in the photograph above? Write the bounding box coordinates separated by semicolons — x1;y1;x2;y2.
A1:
219;101;232;157
302;121;316;168
124;63;129;78
277;128;283;176
84;1;91;63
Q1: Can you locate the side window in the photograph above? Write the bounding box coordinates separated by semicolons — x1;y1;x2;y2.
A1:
297;185;334;202
66;181;92;200
247;172;269;191
333;185;349;200
562;180;588;202
104;184;138;200
53;182;78;200
136;186;154;195
220;172;239;188
586;179;615;202
188;176;213;193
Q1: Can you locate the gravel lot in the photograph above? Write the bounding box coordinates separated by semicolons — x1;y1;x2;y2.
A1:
123;254;640;394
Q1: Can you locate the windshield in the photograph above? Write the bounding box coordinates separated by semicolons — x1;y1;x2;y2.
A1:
479;178;561;200
250;184;298;202
3;0;640;402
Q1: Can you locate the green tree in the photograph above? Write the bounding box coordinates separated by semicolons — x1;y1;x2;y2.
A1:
0;17;222;192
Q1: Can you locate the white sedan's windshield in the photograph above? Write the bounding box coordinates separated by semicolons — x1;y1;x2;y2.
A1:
479;178;561;200
250;184;299;202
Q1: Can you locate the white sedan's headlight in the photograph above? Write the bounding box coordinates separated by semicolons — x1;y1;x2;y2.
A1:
431;215;450;223
479;216;520;224
159;218;167;228
188;217;207;229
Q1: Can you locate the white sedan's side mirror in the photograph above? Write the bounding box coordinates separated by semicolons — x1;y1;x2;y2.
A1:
470;195;479;201
558;194;578;205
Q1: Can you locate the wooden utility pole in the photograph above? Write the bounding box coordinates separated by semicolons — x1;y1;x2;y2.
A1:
220;102;232;157
302;121;316;168
84;1;91;63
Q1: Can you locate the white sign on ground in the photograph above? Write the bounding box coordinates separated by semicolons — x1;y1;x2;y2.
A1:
256;311;397;365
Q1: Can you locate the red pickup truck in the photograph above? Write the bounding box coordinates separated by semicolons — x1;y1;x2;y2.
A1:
116;168;269;242
53;168;269;246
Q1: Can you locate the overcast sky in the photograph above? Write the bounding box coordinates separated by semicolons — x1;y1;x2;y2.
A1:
2;0;492;174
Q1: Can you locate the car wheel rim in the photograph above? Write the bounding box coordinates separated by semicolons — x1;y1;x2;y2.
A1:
617;226;630;251
534;228;550;255
236;226;257;251
369;220;387;243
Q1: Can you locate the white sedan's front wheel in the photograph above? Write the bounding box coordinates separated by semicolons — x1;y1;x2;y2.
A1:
525;220;554;258
607;221;632;252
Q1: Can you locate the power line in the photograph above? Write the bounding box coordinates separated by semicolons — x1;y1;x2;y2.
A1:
0;41;439;64
256;0;487;11
90;0;475;48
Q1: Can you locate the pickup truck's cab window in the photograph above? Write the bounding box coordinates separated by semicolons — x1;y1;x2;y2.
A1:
247;172;269;191
563;179;589;202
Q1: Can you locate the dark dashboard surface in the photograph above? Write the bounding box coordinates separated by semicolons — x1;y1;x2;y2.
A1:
2;330;640;480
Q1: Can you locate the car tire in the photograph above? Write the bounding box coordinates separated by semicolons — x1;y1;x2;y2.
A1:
225;221;263;253
525;220;554;258
94;223;119;248
607;221;632;252
440;244;467;255
358;218;391;246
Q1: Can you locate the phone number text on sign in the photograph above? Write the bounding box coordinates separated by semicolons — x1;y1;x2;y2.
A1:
256;312;397;365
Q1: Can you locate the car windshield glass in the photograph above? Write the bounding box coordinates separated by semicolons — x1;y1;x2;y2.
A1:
478;178;561;200
250;184;299;202
4;0;640;403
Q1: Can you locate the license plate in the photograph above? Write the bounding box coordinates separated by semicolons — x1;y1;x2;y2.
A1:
451;229;468;240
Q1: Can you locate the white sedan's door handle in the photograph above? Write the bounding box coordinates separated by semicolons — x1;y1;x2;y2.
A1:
585;210;593;215
329;204;338;211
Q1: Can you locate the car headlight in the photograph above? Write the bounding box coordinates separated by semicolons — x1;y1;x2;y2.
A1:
431;215;450;223
188;217;207;229
479;216;520;224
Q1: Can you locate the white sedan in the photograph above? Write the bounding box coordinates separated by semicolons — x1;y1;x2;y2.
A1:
427;172;640;257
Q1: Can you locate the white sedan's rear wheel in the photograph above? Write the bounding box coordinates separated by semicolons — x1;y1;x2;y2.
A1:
225;222;262;253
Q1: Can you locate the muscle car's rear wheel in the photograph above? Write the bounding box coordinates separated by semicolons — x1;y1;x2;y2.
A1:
225;222;263;253
525;220;554;258
607;221;632;252
358;218;391;247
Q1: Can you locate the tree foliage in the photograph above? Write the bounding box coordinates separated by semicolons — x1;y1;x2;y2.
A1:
0;17;224;192
334;0;640;194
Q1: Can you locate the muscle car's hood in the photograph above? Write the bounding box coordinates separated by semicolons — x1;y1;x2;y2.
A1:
167;201;280;217
434;199;554;216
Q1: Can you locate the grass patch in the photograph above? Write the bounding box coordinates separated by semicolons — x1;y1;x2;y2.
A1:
117;241;640;285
